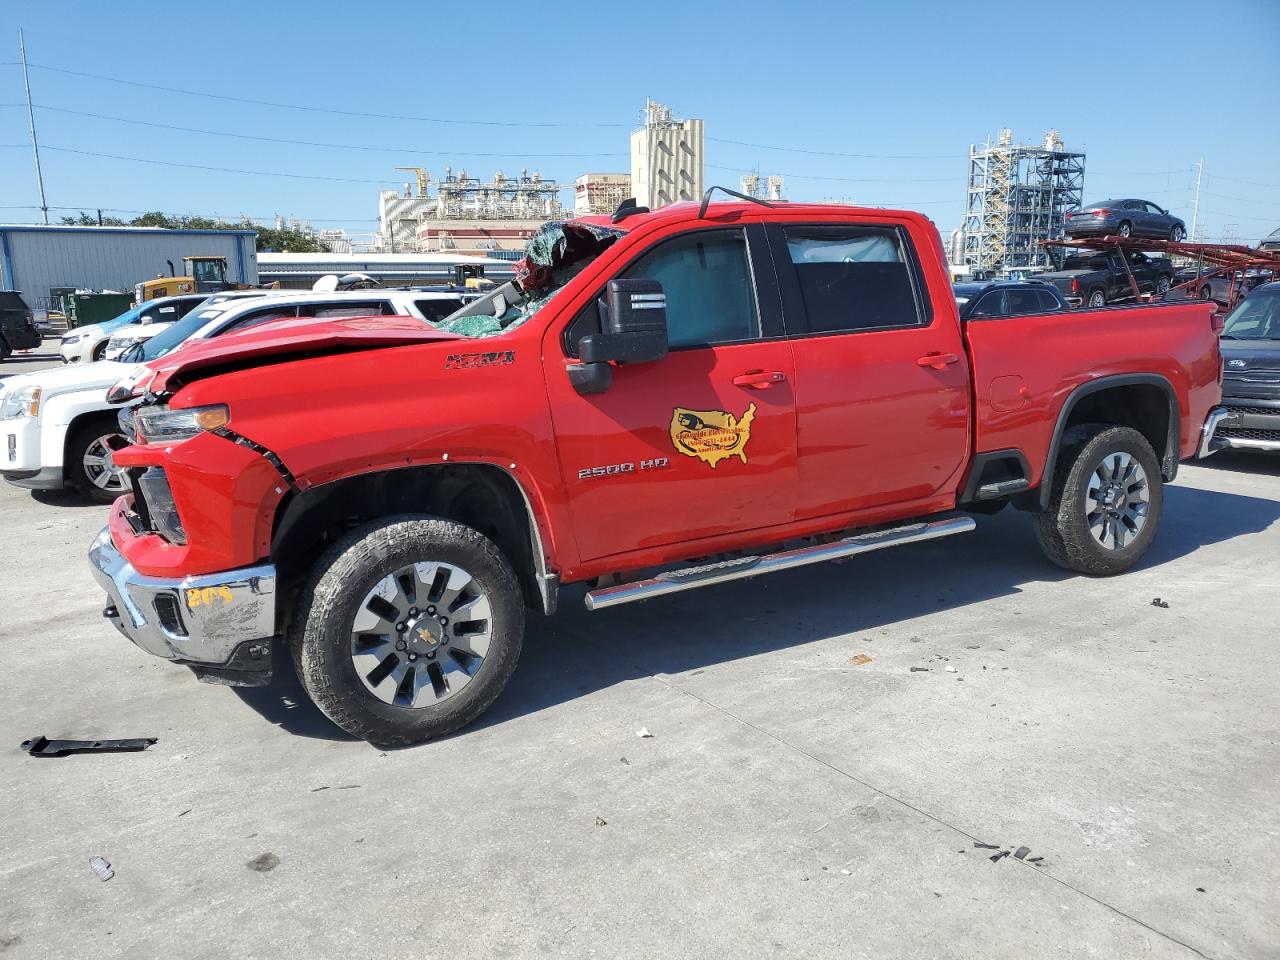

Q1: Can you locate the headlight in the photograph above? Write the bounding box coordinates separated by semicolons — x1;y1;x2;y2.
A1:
61;334;83;345
108;337;139;352
134;404;229;444
0;386;41;420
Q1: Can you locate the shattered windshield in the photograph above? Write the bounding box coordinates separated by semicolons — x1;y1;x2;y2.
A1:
436;221;624;337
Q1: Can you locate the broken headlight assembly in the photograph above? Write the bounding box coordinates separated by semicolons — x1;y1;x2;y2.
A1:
137;467;186;544
0;385;41;420
133;404;229;444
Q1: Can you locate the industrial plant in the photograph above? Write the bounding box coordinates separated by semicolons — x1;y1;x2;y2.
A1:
960;128;1086;274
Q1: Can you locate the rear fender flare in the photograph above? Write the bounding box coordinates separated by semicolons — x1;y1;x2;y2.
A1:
1036;374;1180;511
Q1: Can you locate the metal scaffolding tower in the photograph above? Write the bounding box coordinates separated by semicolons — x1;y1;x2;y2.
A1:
963;129;1085;274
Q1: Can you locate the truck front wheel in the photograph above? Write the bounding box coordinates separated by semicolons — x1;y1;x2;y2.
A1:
1033;425;1163;576
290;515;525;746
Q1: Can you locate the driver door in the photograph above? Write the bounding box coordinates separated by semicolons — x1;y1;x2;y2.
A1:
544;226;798;564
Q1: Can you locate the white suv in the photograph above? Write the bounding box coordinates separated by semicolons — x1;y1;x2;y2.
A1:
58;295;207;364
1;290;467;502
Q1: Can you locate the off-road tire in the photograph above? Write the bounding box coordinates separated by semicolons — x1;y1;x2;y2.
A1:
67;416;129;504
1033;424;1163;576
290;514;525;746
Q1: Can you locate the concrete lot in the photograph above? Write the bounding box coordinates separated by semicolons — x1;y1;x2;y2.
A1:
1;350;1277;959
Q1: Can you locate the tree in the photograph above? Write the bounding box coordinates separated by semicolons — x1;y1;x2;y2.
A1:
55;210;329;252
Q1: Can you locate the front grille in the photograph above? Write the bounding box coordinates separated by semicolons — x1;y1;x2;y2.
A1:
1219;426;1280;442
1222;404;1280;416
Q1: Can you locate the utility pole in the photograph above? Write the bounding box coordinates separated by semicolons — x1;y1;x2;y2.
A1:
1190;157;1204;242
19;30;50;224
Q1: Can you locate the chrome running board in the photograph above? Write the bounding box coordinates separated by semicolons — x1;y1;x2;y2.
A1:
583;516;976;611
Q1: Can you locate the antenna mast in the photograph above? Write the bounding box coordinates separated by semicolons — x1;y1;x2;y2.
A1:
19;30;49;225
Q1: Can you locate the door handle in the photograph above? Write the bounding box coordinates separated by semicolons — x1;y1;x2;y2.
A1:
917;352;960;370
732;370;787;389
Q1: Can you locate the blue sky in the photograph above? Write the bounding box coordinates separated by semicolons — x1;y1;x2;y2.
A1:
2;0;1278;243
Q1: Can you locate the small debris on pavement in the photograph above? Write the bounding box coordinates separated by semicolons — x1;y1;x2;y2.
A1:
22;735;157;758
1013;846;1031;860
840;869;851;876
910;666;930;672
88;857;114;882
636;727;653;738
973;842;1000;850
619;757;630;765
1196;887;1205;893
594;817;608;827
1151;598;1170;608
989;850;1010;863
177;809;191;818
247;853;279;873
1027;857;1044;864
945;665;957;673
848;653;872;665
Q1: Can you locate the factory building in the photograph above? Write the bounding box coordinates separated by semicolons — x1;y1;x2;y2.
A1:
962;129;1085;274
630;99;704;209
377;167;567;254
575;173;632;215
0;224;257;311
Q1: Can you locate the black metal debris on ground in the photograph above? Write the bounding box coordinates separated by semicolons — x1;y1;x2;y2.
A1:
1152;598;1171;608
974;841;1047;865
21;736;157;757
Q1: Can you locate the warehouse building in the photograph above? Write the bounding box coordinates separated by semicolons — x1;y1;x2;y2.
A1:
257;252;516;289
0;225;257;312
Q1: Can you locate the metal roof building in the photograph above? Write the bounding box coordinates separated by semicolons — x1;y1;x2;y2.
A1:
0;225;257;308
257;252;516;289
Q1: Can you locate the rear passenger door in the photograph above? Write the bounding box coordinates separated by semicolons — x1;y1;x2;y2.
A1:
766;223;970;519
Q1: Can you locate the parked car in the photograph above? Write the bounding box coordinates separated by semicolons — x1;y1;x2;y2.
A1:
59;294;208;364
1210;281;1280;453
1259;227;1280;254
953;279;1068;319
87;199;1224;746
0;290;43;361
93;290;296;362
1172;267;1272;306
1065;199;1186;241
0;290;468;502
1042;249;1175;307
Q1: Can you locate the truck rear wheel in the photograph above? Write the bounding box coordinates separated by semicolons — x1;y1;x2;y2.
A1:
290;515;524;746
1033;425;1163;576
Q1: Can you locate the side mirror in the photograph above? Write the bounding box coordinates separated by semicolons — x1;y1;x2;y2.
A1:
580;279;668;365
569;279;668;395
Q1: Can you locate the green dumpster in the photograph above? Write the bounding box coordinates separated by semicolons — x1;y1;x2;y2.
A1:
67;293;134;330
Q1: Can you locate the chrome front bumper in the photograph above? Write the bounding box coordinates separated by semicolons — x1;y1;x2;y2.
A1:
1197;407;1230;458
88;527;278;665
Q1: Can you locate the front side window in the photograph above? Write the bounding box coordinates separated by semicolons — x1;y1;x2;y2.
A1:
1004;288;1045;315
306;301;389;319
782;226;923;333
621;229;760;349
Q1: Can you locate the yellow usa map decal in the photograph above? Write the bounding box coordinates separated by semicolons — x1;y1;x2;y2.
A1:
669;403;756;468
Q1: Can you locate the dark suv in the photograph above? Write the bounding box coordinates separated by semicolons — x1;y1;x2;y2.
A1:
1215;282;1280;453
0;291;42;361
953;279;1068;319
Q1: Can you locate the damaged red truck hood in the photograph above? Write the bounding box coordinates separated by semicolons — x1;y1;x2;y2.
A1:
135;315;464;397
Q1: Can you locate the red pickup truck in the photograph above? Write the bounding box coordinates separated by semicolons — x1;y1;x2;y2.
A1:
90;193;1228;745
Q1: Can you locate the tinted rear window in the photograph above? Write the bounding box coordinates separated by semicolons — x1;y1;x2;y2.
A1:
782;226;923;333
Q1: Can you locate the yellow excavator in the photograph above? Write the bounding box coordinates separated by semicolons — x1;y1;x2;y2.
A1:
136;256;278;302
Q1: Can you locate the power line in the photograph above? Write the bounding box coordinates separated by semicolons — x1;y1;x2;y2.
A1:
18;61;631;128
705;162;957;184
6;102;626;159
706;136;956;161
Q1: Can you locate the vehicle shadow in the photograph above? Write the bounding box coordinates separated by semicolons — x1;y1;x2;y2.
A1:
226;482;1279;744
1192;449;1280;478
30;489;103;509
